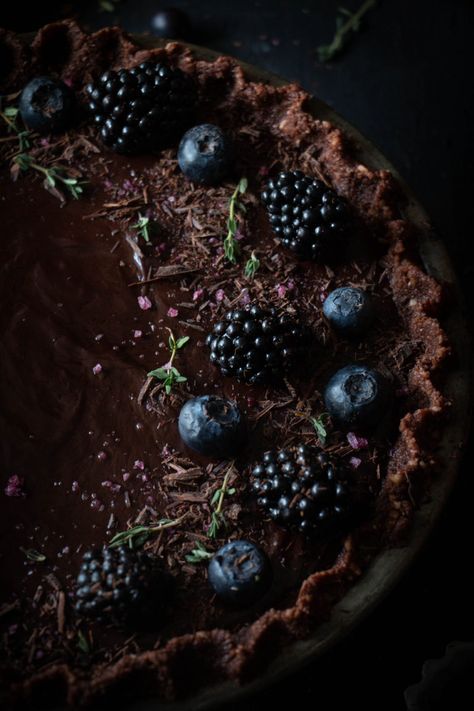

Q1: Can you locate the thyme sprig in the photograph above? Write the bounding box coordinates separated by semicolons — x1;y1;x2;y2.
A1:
148;328;189;395
185;540;214;564
317;0;377;62
207;463;236;539
133;213;151;244
1;104;86;201
223;177;247;264
109;513;188;549
244;250;260;279
13;153;85;200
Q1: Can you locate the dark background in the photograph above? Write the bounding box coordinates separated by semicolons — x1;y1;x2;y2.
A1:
1;1;473;709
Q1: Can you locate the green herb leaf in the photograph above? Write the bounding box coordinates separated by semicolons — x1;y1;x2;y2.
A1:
238;177;248;193
244;250;260;279
20;547;46;563
3;107;18;119
77;630;91;653
317;0;377;62
310;413;329;445
185;541;214;564
176;336;189;349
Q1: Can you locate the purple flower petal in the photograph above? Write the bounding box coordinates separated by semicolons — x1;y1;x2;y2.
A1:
138;295;152;311
92;363;102;375
349;456;362;469
4;475;25;497
347;432;368;450
167;307;179;318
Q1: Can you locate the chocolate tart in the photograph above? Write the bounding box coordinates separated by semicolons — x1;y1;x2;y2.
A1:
0;20;470;710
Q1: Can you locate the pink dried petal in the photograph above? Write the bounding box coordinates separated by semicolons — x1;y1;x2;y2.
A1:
193;288;204;302
101;480;112;488
234;229;245;241
347;432;368;450
215;289;225;302
138;295;152;311
134;459;145;471
4;475;25;497
92;363;102;375
63;77;73;87
287;279;295;291
349;457;362;469
167;307;179;318
276;284;287;298
133;330;143;338
122;472;131;482
97;450;107;461
71;481;79;493
240;289;250;305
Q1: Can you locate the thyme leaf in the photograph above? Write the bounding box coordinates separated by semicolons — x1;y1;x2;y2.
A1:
77;630;91;653
20;547;46;563
185;541;214;564
133;214;152;244
310;413;330;445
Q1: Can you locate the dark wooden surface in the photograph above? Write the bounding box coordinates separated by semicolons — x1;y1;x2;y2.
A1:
1;2;473;709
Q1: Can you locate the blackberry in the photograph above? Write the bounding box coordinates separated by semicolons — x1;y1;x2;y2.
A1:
86;61;196;154
250;445;358;536
74;546;159;622
261;170;349;261
205;303;307;384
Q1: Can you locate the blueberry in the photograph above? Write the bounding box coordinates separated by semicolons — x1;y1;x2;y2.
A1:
178;395;245;457
178;124;233;185
208;540;272;605
324;364;392;428
150;8;190;39
322;287;375;336
19;77;75;134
